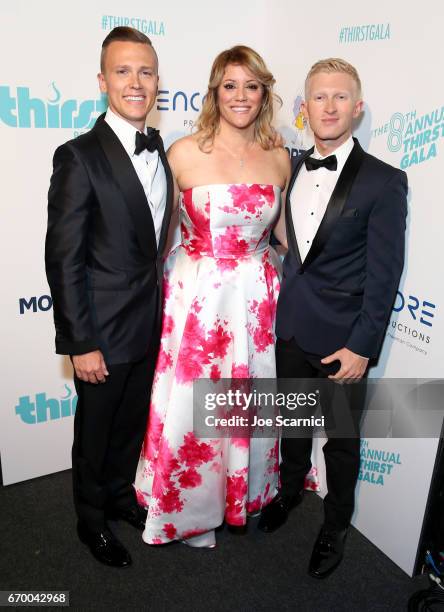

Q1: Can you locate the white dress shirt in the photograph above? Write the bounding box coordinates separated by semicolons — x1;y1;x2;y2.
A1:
105;108;167;246
291;137;354;262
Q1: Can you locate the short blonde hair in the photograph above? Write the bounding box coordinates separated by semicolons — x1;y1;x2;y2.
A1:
305;58;362;98
195;45;281;152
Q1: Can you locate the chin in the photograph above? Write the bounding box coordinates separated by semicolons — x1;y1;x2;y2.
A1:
224;113;254;126
234;118;256;129
317;132;343;142
127;112;147;122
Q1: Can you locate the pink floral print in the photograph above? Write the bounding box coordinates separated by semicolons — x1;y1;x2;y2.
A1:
135;184;282;544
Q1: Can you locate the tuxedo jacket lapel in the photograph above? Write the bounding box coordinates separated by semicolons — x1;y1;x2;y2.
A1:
302;138;365;269
285;147;314;267
93;115;157;258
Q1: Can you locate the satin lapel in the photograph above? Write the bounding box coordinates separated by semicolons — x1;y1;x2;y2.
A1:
285;147;314;268
156;136;174;256
93;115;157;258
302;138;365;270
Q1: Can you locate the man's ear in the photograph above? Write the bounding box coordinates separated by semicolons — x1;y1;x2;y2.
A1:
353;99;364;119
97;72;107;94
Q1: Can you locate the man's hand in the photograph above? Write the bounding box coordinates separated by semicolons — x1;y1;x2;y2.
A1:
72;350;109;384
321;347;369;383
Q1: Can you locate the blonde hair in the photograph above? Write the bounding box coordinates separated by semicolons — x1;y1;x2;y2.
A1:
305;58;362;98
195;45;281;151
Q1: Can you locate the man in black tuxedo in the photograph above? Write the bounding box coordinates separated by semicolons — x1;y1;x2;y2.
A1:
258;59;407;578
45;27;173;567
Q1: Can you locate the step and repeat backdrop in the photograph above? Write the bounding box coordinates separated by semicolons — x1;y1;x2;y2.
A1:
1;0;442;576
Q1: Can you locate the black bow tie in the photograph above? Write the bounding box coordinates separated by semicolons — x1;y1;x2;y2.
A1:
305;154;337;172
134;128;159;154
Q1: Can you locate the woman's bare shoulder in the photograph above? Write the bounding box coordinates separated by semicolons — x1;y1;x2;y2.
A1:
268;140;290;168
167;133;201;159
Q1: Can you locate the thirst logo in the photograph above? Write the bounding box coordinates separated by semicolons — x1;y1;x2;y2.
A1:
0;82;107;129
371;106;444;169
359;439;401;486
15;385;77;424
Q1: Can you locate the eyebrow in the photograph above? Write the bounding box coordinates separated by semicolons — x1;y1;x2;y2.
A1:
312;90;350;95
223;78;259;82
114;64;156;70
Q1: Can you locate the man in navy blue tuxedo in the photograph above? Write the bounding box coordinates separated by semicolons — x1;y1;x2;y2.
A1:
258;59;407;578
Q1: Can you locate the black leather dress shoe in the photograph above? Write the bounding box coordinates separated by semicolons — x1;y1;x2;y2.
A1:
257;492;303;533
77;522;132;568
108;505;147;531
308;526;348;579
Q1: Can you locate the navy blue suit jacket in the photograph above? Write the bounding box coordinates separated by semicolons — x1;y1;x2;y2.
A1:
276;138;408;359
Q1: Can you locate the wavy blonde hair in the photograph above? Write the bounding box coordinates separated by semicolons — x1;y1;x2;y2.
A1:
195;45;281;152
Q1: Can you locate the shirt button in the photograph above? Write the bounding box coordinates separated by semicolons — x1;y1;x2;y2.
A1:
311;212;314;215
316;184;319;187
306;240;310;244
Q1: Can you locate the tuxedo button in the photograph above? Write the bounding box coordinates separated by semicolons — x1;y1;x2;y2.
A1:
297;269;304;275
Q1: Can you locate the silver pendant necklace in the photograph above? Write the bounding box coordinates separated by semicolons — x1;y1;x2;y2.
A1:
218;139;253;168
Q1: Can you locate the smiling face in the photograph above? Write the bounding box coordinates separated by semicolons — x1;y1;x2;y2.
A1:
98;40;158;131
302;71;363;153
216;63;264;132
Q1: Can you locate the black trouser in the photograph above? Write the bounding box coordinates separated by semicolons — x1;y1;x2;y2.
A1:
276;337;367;531
72;353;155;531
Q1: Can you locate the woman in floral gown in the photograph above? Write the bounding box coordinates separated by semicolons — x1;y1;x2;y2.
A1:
135;45;291;547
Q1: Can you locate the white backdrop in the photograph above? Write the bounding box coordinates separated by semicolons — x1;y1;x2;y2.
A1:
1;0;442;577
